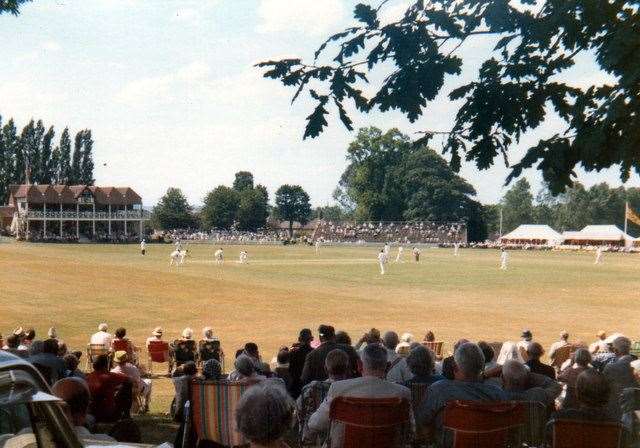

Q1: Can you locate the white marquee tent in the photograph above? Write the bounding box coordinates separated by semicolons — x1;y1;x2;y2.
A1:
561;225;637;247
500;224;563;246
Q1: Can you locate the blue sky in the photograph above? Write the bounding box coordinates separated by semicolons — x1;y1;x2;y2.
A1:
1;0;638;207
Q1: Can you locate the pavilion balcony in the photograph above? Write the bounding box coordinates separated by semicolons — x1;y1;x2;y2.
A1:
25;210;151;220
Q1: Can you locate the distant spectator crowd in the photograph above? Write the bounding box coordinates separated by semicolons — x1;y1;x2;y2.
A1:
25;230;141;243
314;220;466;244
3;323;640;447
157;228;289;244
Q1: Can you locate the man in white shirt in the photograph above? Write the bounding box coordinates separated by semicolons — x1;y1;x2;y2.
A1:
378;249;388;275
590;331;608;354
315;239;321;254
383;242;390;257
239;250;248;264
146;327;164;347
500;248;509;270
516;330;533;354
595;247;604;264
454;242;460;256
214;248;224;266
549;331;570;360
111;351;152;413
90;323;113;348
140;239;146;255
395;246;404;263
412;247;420;262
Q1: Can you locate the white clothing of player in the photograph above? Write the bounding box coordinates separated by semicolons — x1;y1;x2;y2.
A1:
169;249;187;266
500;250;509;270
214;248;224;266
395;246;404;263
239;251;248;264
384;243;390;256
378;251;388;275
175;240;182;251
140;240;146;255
453;243;460;256
595;247;604;264
315;240;321;254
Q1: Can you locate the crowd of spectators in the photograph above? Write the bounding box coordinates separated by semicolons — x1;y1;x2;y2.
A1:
314;220;466;244
157;228;289;244
2;324;640;447
24;230;141;243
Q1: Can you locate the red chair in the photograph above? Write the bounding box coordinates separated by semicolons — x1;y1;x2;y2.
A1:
329;396;411;448
550;419;624;448
442;400;525;448
147;340;172;375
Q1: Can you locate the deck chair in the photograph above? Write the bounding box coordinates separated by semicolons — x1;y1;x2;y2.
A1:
550;345;574;372
198;340;224;369
549;419;624;448
630;341;640;359
422;341;444;360
190;380;254;447
297;381;331;447
86;343;110;371
411;383;431;447
329;396;411;448
172;339;198;368
442;400;525;448
515;401;548;447
147;340;172;375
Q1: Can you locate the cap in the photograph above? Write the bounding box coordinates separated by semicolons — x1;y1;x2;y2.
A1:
98;323;108;332
521;330;532;339
114;351;127;363
152;327;163;337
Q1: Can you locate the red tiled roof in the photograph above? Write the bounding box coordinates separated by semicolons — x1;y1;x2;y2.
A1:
5;184;144;205
0;206;15;218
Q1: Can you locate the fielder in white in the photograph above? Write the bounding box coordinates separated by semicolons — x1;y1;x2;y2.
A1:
174;240;182;251
395;245;404;263
412;246;421;262
383;242;390;257
595;247;604;264
214;248;224;266
378;249;388;275
500;248;509;270
169;249;187;266
453;242;460;256
140;239;147;256
315;239;321;254
239;250;248;264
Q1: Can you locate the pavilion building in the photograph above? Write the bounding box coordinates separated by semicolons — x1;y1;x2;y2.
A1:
1;184;150;241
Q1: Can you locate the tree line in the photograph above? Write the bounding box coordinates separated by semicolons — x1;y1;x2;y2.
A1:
0;115;95;202
151;172;312;237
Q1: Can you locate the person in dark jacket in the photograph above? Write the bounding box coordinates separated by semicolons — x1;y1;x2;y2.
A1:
526;342;556;379
300;325;360;385
288;328;314;398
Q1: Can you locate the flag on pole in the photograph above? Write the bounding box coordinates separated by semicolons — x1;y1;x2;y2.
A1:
626;203;640;226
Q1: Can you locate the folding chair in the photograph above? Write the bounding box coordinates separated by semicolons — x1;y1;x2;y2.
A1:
442;400;525;448
172;339;198;368
411;383;431;447
329;396;411;448
198;340;224;370
297;381;331;446
516;401;548;447
190;380;253;447
147;340;172;375
551;345;575;373
86;343;110;371
550;418;624;448
422;341;444;360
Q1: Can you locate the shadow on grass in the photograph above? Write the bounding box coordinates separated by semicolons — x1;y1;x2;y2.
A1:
135;413;179;445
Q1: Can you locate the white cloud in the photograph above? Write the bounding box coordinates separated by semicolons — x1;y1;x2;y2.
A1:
257;0;346;35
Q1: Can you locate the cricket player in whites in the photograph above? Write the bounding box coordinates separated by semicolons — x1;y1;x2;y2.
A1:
500;248;509;270
169;249;187;267
412;247;420;262
595;246;604;265
239;250;248;264
395;245;404;262
315;239;321;254
378;249;388;275
453;242;460;256
384;242;390;257
140;239;146;256
214;248;224;266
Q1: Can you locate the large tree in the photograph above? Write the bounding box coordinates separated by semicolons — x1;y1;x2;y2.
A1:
259;0;640;194
500;178;534;234
201;185;240;230
232;171;254;192
237;188;269;231
37;126;55;184
80;129;94;185
69;131;83;184
151;188;197;230
57;127;71;184
0;0;31;15
274;184;312;238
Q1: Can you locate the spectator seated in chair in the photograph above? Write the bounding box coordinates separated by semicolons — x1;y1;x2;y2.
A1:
589;330;608;354
146;326;164;346
28;338;66;385
173;328;197;367
549;331;571;364
416;342;507;438
288;328;314;398
52;377;116;443
198;327;223;364
501;360;562;408
228;354;266;383
478;341;497;372
383;331;400;364
202;358;223;381
86;354;133;423
526;342;556;379
307;343;412;448
274;347;293;390
403;344;445;387
64;353;86;379
558;348;592;410
602;336;639;419
236;380;295;448
298;349;350;445
111;350;152;414
112;327;139;365
171;361;198;422
18;328;36;351
300;324;360;385
90;323;113;348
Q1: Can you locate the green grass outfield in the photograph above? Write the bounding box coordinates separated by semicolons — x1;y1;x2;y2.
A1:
0;242;638;443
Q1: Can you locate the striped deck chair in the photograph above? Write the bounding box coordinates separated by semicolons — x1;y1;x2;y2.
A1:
422;341;444;360
190;380;254;447
442;400;525;448
86;343;110;371
549;419;624;448
297;380;331;446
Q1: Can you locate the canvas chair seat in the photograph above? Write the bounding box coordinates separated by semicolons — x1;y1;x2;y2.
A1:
86;343;110;371
442;400;525;448
147;340;172;375
549;418;624;448
422;341;444;359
